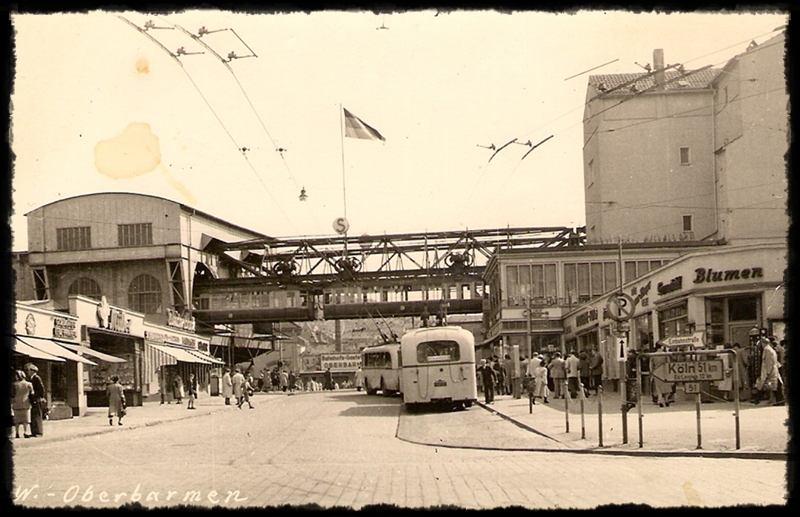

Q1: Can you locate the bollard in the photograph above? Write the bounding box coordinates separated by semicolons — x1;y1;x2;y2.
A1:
579;382;586;440
696;391;702;450
597;384;604;447
564;380;570;433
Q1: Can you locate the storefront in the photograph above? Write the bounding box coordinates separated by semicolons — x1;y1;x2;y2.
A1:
12;303;97;418
563;243;787;392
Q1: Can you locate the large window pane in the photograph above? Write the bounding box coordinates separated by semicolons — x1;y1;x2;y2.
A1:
604;262;618;292
624;261;637;283
544;264;557;300
519;265;531;301
591;263;604;296
564;264;577;304
577;263;590;301
728;296;758;321
531;265;543;299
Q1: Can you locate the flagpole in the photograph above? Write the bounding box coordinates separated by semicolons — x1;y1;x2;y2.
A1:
339;104;348;255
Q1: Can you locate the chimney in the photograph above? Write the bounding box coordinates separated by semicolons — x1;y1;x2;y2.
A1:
653;49;665;90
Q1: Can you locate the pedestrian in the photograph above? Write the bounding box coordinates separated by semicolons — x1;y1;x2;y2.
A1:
753;337;780;405
288;371;297;393
578;351;591;397
173;374;184;405
493;356;506;396
158;366;170;405
271;367;281;392
106;375;126;426
222;368;233;405
503;354;513;396
589;348;604;395
650;345;671;407
476;359;497;404
239;373;255;409
354;367;364;392
732;342;749;400
24;363;46;437
12;370;33;439
565;351;580;399
186;373;198;410
231;368;245;407
773;338;786;405
323;367;333;391
549;352;566;399
280;369;289;392
532;356;549;404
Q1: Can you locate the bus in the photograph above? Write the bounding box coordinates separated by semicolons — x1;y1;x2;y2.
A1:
360;343;402;396
400;326;478;410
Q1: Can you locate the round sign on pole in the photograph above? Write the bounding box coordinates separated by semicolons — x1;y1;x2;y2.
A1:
333;217;350;235
606;293;635;322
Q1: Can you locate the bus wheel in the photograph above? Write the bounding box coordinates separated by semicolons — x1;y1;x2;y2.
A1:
365;380;377;396
464;401;473;408
380;379;390;396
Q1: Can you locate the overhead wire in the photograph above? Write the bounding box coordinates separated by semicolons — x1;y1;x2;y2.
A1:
117;14;300;235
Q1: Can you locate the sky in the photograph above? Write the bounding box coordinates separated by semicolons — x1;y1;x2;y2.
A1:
9;9;789;250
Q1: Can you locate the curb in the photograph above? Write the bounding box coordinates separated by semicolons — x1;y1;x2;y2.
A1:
476;401;788;461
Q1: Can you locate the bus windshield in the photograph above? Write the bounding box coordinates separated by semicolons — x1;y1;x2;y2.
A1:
416;340;461;363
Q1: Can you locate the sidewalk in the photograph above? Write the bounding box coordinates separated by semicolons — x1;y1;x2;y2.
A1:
9;391;290;448
476;388;789;460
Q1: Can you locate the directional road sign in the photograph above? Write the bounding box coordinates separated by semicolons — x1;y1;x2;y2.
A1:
661;332;705;348
651;359;724;383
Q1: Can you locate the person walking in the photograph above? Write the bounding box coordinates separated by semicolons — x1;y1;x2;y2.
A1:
24;363;46;437
650;344;671;407
323;367;333;391
231;368;245;407
565;351;580;399
578;351;591;398
106;375;126;426
753;337;780;405
222;368;233;405
548;352;566;399
493;356;506;396
589;348;604;395
531;355;549;404
239;374;255;409
503;354;514;396
158;366;170;405
279;369;289;392
12;370;34;439
173;374;184;405
477;359;497;404
185;373;198;410
288;371;297;393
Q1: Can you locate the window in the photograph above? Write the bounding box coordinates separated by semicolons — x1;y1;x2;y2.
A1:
416;340;460;363
624;259;665;282
658;303;689;339
69;277;102;300
564;261;617;303
679;147;690;165
506;264;558;306
683;215;693;232
128;274;162;314
118;223;153;247
56;227;91;251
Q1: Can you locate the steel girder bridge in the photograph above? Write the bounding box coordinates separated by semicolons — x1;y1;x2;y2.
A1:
192;226;585;325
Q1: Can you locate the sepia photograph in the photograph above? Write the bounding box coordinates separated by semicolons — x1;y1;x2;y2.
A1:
6;8;791;509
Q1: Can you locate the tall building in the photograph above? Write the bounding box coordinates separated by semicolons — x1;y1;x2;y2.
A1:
583;30;787;245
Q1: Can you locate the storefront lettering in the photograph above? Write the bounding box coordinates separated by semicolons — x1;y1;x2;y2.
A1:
182;337;195;348
145;330;168;344
166;308;196;332
53;317;78;340
693;267;763;284
576;308;598;328
657;276;683;296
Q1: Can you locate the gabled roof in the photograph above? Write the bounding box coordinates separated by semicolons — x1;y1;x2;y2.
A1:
588;68;720;93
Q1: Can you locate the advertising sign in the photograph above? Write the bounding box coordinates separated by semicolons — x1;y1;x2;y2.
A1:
320;353;361;372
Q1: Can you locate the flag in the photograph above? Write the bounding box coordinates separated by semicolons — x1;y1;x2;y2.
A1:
343;108;385;142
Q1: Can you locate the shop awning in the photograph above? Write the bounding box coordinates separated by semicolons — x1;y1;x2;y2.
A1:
15;336;97;366
13;337;66;362
60;343;128;364
186;349;225;365
149;343;212;364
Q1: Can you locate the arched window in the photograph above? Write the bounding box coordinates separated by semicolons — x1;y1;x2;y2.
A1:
68;277;102;301
128;274;162;314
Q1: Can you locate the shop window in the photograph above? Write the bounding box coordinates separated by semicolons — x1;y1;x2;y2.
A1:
705;298;726;348
659;303;689;339
69;277;102;301
51;362;68;402
56;226;91;251
128;274;162;314
728;296;758;321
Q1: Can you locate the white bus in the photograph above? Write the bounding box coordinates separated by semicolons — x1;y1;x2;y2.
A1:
400;326;478;410
360;343;402;396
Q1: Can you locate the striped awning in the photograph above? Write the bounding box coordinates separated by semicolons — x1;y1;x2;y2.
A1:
186;349;225;365
60;343;128;364
13;337;66;362
15;336;97;365
149;343;211;364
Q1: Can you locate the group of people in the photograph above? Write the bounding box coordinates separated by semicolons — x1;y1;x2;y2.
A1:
221;368;256;409
158;371;199;409
259;365;300;393
11;363;46;439
475;349;604;405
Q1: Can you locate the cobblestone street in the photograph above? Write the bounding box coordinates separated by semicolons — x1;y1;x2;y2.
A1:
11;391;788;509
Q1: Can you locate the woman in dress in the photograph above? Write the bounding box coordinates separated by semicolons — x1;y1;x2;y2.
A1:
532;356;550;404
221;368;233;405
173;374;184;404
12;370;34;439
106;375;126;426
